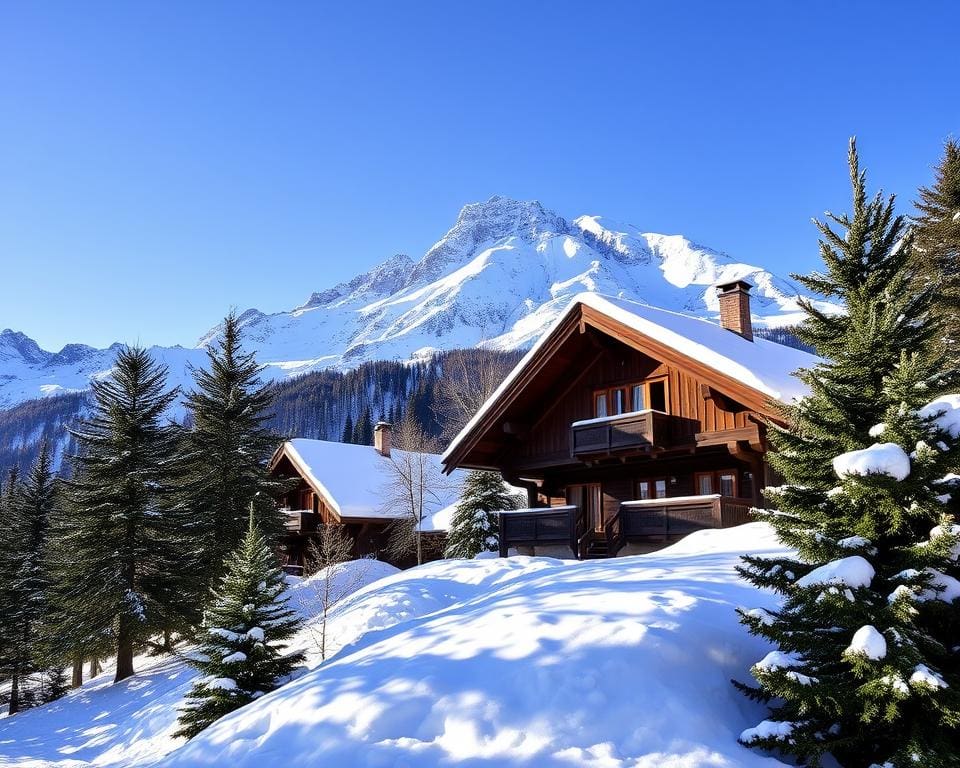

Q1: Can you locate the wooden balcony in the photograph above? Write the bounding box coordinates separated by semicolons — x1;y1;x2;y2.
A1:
613;495;754;540
497;506;579;558
570;410;683;459
283;509;318;534
496;496;755;560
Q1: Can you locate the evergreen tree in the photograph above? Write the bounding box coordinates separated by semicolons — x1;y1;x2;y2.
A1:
37;665;69;704
914;138;960;350
736;140;960;767
353;406;373;445
51;346;188;682
341;413;354;444
3;445;58;713
0;467;22;710
444;471;516;559
181;311;286;585
174;510;304;739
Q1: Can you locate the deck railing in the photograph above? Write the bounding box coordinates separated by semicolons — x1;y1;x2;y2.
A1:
282;509;317;534
570;410;687;459
618;495;754;539
495;496;755;559
497;506;579;558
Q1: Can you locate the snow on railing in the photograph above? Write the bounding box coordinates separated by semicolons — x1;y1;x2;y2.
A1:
571;409;664;428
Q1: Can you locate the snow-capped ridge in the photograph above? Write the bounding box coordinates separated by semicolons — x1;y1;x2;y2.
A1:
0;195;839;409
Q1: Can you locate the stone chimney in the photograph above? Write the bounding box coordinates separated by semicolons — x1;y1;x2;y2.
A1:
716;279;754;341
374;421;392;457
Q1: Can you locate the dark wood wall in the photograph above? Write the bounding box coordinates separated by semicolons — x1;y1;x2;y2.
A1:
512;339;757;465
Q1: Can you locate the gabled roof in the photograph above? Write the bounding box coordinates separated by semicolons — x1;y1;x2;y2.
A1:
271;438;465;531
442;292;818;470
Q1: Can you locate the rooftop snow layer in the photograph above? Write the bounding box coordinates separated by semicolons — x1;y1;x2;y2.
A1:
444;291;818;462
284;438;465;529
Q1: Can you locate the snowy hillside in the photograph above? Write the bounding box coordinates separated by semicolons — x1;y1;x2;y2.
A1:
0;196;836;409
0;523;793;768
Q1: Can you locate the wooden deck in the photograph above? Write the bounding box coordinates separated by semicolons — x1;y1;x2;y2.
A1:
497;495;755;559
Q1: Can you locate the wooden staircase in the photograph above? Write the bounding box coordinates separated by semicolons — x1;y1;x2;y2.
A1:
580;531;617;560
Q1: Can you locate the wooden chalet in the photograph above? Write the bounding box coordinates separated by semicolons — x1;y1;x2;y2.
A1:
268;424;464;572
441;281;816;559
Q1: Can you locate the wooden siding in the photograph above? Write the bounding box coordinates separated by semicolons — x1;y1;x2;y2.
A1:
510;337;756;467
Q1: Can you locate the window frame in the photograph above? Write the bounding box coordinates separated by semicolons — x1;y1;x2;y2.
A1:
593;377;671;418
636;477;669;500
694;469;740;499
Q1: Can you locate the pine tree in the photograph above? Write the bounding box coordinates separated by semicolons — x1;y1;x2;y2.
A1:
51;346;189;682
174;510;304;739
341;414;354;444
3;445;58;713
181;311;287;585
736;139;960;767
914;138;960;351
0;467;22;711
353;406;373;446
444;471;516;558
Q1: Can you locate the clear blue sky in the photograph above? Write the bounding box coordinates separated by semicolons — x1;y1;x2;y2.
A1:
1;1;957;350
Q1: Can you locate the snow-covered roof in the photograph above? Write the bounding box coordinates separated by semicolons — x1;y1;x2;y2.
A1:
281;438;465;528
443;292;818;463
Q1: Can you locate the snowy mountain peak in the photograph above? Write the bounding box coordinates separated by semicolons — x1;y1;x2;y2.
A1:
0;329;50;366
411;196;572;286
0;196;839;409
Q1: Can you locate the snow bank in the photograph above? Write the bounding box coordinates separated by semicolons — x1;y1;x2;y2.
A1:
795;556;875;589
159;523;792;768
0;558;398;767
832;443;911;481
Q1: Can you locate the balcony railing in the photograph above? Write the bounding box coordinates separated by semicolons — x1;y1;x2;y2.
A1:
282;509;317;534
497;506;578;558
495;496;755;559
570;409;682;459
618;495;754;538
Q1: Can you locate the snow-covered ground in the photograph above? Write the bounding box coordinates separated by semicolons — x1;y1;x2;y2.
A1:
0;559;399;767
0;524;792;768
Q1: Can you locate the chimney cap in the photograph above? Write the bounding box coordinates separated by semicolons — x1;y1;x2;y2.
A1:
374;421;392;430
715;278;753;293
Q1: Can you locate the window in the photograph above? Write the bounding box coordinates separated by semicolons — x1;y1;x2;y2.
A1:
637;478;668;500
697;473;713;495
593;378;668;417
695;469;740;498
595;392;608;418
612;387;628;415
719;472;737;497
648;378;667;412
741;471;754;500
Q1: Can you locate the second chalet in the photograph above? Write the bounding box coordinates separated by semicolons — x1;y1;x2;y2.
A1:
441;281;817;559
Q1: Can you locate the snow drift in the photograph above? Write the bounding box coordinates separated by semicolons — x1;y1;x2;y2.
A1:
0;524;792;767
161;523;791;768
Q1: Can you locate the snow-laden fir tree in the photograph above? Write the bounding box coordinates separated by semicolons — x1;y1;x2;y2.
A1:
51;346;194;682
0;467;22;709
914;138;960;353
445;470;517;559
1;445;58;713
181;311;287;586
175;509;304;739
736;140;960;767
